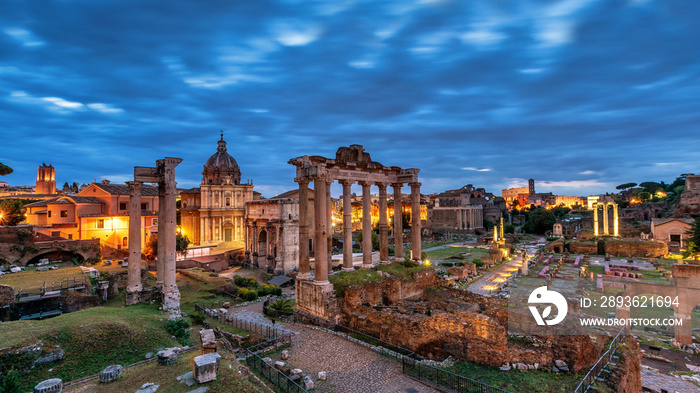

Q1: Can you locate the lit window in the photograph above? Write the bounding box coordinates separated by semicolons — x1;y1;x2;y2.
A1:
60;210;68;218
97;219;104;229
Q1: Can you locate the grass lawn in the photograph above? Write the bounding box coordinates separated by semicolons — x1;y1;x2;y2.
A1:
0;302;182;391
426;246;489;261
443;361;584;393
0;265;88;291
177;273;236;315
329;262;432;297
64;349;266;393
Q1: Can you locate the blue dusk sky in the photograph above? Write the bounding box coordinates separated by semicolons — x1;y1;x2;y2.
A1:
0;0;698;198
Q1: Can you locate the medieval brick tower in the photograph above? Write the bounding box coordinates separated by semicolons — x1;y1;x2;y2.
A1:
528;178;535;196
36;163;56;195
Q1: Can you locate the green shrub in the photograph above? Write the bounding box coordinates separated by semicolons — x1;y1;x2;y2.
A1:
165;318;191;346
233;275;258;288
190;312;205;325
472;258;486;267
0;368;21;393
239;287;258;301
257;283;282;296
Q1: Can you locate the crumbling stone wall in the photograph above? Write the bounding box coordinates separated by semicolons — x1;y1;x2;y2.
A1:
570;239;667;257
606;336;642;393
0;285;13;307
604;239;667;257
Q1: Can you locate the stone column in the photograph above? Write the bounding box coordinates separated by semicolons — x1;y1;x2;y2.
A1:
603;202;609;236
266;222;272;270
160;157;182;312
326;179;333;272
360;181;373;269
593;204;599;236
613;203;619;237
251;222;258;267
392;183;403;262
410;182;422;262
313;174;329;285
378;183;389;264
341;180;353;271
244;221;250;262
156;183;166;288
127;182;143;293
297;179;311;279
499;217;504;241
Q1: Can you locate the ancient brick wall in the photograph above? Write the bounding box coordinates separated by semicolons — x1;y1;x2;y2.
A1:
570;241;598;254
606;336;642;393
605;239;667;257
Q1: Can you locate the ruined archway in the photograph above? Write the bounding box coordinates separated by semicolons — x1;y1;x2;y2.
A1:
26;250;85;265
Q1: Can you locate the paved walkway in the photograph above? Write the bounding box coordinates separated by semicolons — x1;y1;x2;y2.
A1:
641;368;700;393
467;252;523;296
231;301;438;393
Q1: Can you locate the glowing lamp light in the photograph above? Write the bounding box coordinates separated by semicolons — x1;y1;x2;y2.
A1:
424;259;431;266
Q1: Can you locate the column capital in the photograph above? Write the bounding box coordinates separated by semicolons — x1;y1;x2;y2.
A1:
409;182;422;188
376;182;388;190
310;173;328;182
295;177;311;185
358;180;372;187
390;183;403;189
339;179;354;187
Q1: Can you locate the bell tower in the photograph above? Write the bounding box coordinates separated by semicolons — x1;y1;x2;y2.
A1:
36;163;56;195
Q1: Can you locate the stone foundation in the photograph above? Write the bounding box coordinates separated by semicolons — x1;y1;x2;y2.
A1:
162;289;181;311
125;287;159;306
570;239;667;257
295;279;339;323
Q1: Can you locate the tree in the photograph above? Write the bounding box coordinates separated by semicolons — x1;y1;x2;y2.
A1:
616;182;637;191
143;232;190;260
683;242;700;261
638;191;651;202
522;208;556;235
504;224;515;234
71;182;80;193
639;182;662;193
0;163;12;176
686;217;700;246
0;199;27;226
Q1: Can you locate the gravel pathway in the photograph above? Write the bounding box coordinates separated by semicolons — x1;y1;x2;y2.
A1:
232;299;437;393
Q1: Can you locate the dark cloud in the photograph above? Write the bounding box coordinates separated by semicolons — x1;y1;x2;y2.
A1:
0;0;698;196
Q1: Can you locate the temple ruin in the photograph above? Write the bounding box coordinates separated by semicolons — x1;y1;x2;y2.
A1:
126;157;182;312
288;145;421;323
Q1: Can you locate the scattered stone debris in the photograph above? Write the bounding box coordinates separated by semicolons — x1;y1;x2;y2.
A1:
193;352;221;383
135;382;159;393
177;371;196;387
157;348;180;365
99;365;123;383
33;378;62;393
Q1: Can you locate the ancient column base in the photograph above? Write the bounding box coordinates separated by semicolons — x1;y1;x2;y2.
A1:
341;267;354;272
296;279;335;321
379;259;389;265
296;272;312;280
360;263;373;269
155;281;164;289
162;288;181;312
126;284;143;293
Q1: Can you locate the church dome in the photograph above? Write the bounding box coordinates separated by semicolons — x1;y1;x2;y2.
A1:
202;132;242;185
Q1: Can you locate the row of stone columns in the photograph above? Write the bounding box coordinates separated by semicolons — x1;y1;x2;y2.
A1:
593;202;619;236
296;176;422;286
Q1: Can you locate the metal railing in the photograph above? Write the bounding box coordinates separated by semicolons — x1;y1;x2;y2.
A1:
331;324;509;393
333;324;415;361
573;328;626;393
402;357;512;393
195;303;294;344
246;339;308;393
